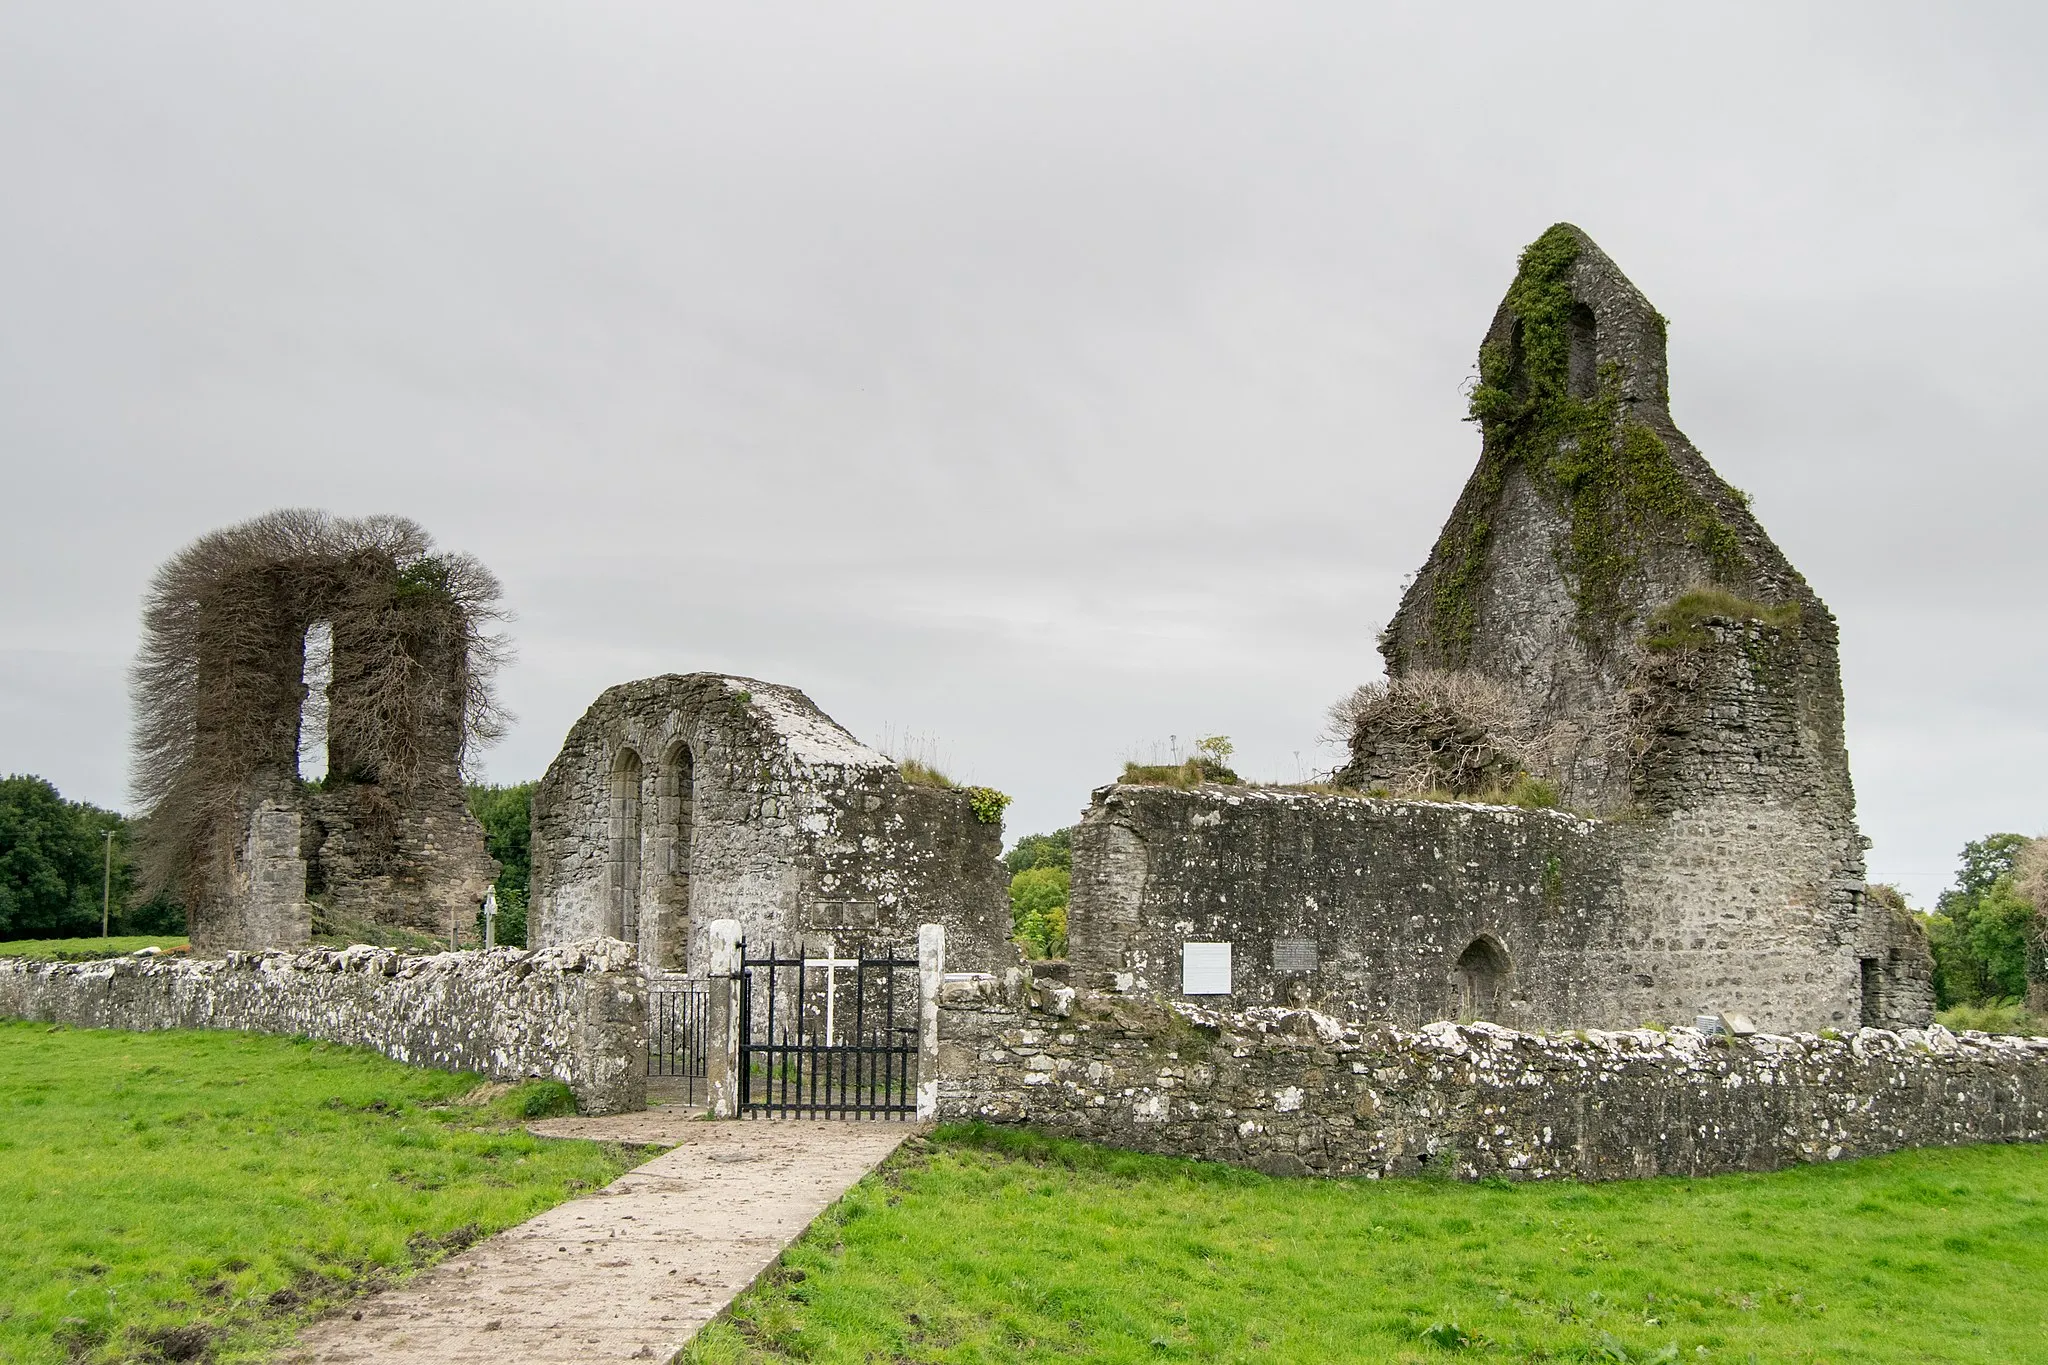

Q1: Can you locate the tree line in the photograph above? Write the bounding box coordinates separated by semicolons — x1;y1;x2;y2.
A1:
1921;832;2045;1014
0;775;183;940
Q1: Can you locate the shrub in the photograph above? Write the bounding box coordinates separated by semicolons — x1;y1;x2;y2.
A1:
1939;1000;2047;1035
1936;1000;2047;1036
963;786;1011;826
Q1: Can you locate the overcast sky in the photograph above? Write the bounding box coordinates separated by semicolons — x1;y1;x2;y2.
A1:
3;3;2043;907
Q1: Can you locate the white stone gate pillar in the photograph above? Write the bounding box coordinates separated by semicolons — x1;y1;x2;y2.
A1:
917;922;944;1120
705;918;744;1119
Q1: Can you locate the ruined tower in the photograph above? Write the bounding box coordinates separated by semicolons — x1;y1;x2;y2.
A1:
1355;223;1931;1027
132;510;501;954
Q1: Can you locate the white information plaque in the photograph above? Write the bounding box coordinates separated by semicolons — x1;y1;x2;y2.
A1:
1182;941;1233;995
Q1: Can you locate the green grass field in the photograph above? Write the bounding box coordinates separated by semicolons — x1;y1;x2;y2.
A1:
0;936;190;961
687;1124;2048;1365
0;1022;654;1364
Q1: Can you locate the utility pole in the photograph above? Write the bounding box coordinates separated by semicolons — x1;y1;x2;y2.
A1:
101;829;114;937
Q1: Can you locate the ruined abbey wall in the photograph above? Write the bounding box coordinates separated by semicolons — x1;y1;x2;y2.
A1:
1068;781;1928;1036
530;674;1012;975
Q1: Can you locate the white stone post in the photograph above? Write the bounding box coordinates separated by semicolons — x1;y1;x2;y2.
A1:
706;918;744;1119
917;922;944;1121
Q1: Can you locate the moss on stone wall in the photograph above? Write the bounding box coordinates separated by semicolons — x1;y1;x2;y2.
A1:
1429;225;1749;658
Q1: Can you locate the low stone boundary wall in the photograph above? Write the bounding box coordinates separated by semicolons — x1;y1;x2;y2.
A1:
0;939;645;1114
937;976;2048;1180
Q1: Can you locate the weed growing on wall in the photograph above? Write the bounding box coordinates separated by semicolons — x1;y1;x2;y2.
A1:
963;786;1011;827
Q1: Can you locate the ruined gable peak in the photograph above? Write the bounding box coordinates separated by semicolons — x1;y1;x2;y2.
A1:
1474;223;1671;421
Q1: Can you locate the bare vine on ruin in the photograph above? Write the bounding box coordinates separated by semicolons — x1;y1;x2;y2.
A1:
1328;668;1561;798
130;509;508;907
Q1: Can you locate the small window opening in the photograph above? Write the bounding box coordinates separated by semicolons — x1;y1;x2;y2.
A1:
1859;956;1882;1026
298;620;332;783
610;748;644;943
1455;936;1511;1022
1567;303;1599;399
654;741;695;969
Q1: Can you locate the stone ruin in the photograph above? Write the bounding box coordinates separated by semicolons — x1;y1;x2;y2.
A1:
130;227;1938;1045
528;674;1012;974
1068;224;1935;1035
131;510;500;954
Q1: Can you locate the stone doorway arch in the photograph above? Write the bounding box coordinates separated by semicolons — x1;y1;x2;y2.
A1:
1454;935;1512;1022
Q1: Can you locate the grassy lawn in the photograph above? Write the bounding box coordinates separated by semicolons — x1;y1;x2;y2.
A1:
687;1124;2048;1365
0;936;190;961
0;1021;656;1364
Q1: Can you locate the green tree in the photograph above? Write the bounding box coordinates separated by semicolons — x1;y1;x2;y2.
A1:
1009;865;1069;959
467;781;537;947
1928;834;2038;1007
0;775;179;940
1005;828;1072;877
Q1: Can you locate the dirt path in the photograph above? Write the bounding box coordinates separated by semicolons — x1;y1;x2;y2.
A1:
287;1115;917;1364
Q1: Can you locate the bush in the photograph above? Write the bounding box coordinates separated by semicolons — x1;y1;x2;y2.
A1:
1936;1000;2047;1036
963;786;1011;827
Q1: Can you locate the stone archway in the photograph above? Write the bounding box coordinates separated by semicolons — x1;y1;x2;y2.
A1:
1455;935;1511;1022
608;748;643;942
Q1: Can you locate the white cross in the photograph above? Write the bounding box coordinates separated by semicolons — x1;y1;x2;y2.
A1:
803;939;860;1045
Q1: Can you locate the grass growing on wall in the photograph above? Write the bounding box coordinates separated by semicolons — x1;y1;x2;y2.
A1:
0;935;190;961
685;1124;2048;1364
0;1023;655;1364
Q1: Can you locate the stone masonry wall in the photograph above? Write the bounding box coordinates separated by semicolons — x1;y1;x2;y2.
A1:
532;674;1011;975
937;977;2048;1181
0;939;645;1114
1070;782;1906;1036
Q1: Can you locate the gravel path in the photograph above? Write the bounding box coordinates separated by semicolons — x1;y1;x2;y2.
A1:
286;1114;917;1364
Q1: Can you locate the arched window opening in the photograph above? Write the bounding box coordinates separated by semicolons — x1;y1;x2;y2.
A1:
652;741;695;971
609;748;643;943
298;620;332;783
1455;936;1511;1022
1567;302;1599;399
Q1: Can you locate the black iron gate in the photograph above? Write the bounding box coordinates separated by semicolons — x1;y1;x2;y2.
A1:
739;941;918;1118
648;981;710;1105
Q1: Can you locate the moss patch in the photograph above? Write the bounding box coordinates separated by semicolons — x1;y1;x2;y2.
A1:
1643;588;1801;652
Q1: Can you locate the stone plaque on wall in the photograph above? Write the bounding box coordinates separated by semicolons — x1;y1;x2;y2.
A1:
1182;941;1232;995
1272;936;1318;975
